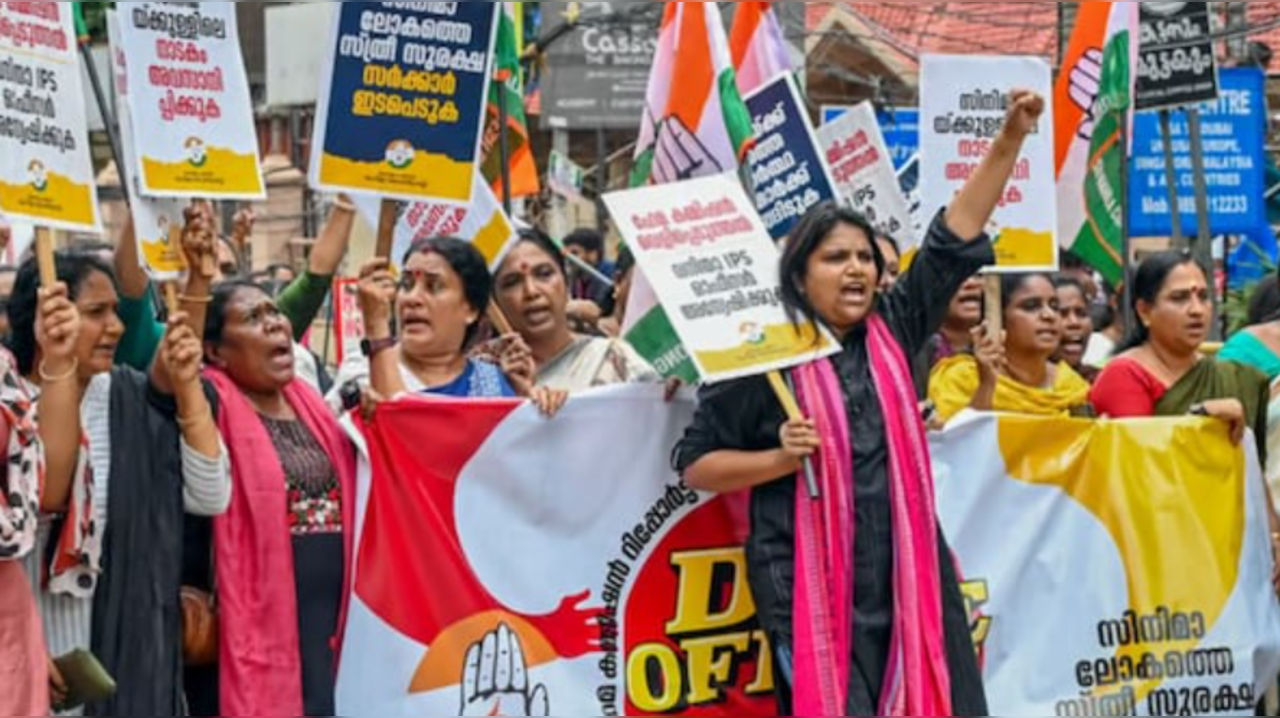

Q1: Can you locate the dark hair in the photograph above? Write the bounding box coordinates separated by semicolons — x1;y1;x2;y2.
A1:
998;273;1055;312
204;280;265;346
1247;275;1280;326
1116;250;1207;353
563;228;604;256
402;237;493;349
506;228;567;277
779;202;883;331
8;251;117;375
1053;275;1087;297
615;245;636;278
875;233;901;261
1060;250;1088;271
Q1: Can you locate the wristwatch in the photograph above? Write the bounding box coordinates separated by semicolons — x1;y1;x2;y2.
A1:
361;337;397;358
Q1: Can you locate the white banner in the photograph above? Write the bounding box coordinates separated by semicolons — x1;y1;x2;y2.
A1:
816;102;915;247
932;413;1280;716
921;55;1058;272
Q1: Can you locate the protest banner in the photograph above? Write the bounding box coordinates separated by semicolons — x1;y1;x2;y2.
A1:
107;9;188;280
605;173;838;384
815;102;915;247
311;3;499;206
336;388;776;716
921;55;1058;272
932;414;1280;717
0;2;101;232
119;2;265;200
1131;68;1266;239
744;73;839;241
1135;1;1219;112
823;106;919;171
352;176;517;272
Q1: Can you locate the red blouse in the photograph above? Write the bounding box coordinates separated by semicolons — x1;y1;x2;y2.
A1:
1090;358;1169;418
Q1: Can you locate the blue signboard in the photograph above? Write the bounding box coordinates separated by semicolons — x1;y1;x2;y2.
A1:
311;3;499;204
746;75;839;240
822;106;919;171
1129;68;1266;238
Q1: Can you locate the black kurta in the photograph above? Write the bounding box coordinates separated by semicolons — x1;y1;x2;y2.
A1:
675;213;992;716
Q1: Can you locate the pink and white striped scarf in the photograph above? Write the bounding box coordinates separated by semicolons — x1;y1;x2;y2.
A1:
790;314;952;716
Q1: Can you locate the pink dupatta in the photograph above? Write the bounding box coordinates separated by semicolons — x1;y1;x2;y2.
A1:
205;368;357;717
790;315;952;716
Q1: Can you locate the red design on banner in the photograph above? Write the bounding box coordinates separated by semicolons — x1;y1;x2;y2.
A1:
357;401;601;676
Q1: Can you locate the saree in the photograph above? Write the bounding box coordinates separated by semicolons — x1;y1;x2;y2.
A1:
1157;360;1270;464
537;336;658;393
928;355;1092;424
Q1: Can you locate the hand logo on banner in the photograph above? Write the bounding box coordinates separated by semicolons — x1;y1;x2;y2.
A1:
1068;47;1105;141
460;623;551;717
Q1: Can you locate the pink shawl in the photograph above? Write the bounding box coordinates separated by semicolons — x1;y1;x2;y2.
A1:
790;315;952;716
205;368;357;717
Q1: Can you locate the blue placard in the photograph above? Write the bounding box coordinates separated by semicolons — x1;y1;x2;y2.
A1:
312;3;499;204
1129;68;1266;238
746;75;839;240
823;106;919;171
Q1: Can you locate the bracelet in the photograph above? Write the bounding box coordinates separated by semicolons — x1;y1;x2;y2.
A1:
38;359;78;384
333;200;356;213
179;294;213;305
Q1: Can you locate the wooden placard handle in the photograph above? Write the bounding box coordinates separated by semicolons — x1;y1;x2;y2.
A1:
767;370;821;500
375;199;398;260
983;274;1003;339
35;227;56;288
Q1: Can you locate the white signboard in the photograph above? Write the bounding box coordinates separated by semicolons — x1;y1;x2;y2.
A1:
816;102;915;247
120;2;266;199
604;173;839;384
0;2;101;232
108;10;188;280
921;55;1058;272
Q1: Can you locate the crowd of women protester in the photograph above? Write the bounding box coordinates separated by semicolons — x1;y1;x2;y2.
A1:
0;89;1276;717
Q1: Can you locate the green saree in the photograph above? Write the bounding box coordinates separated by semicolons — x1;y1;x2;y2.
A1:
1155;360;1271;464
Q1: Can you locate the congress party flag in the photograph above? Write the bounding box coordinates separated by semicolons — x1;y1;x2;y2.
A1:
729;2;793;97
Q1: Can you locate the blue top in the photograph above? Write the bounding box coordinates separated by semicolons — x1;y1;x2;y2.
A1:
421;359;517;398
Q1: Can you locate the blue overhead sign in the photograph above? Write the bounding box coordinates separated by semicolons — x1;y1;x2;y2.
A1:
1129;68;1266;238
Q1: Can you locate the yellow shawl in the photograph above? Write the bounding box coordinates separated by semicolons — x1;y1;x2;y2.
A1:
929;355;1092;424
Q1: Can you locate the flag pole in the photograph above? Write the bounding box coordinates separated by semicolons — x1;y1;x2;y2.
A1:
1121;106;1134;335
77;36;129;206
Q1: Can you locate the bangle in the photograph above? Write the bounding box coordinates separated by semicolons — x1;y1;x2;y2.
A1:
333;200;356;213
38;359;78;384
179;294;213;305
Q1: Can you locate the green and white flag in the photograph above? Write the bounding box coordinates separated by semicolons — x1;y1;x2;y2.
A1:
1055;2;1138;286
